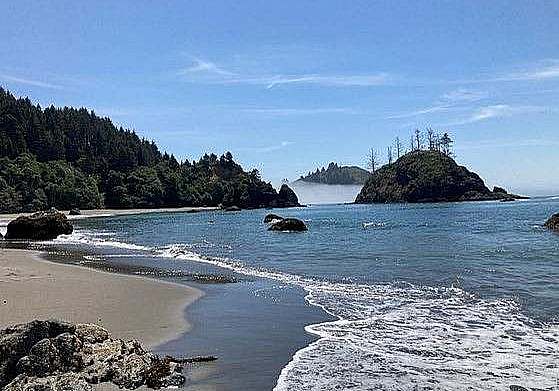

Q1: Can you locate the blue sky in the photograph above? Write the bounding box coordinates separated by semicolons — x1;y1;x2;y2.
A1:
1;1;559;195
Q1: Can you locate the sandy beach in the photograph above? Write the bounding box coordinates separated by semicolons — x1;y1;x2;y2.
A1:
0;248;202;348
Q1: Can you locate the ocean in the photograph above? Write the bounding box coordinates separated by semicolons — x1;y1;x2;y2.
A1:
34;197;559;390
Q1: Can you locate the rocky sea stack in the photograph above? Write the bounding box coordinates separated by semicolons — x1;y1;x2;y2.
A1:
5;210;73;240
355;150;525;204
0;320;190;390
276;184;301;207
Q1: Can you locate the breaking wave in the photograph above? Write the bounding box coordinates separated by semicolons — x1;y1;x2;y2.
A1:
53;231;559;390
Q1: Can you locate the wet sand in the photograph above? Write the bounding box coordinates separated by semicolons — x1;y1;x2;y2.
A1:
0;248;202;348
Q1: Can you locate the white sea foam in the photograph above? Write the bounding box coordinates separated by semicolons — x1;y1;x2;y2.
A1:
52;230;152;251
52;232;559;390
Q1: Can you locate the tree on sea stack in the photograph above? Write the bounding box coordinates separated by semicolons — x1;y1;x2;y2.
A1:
367;148;379;173
440;133;454;157
394;137;402;159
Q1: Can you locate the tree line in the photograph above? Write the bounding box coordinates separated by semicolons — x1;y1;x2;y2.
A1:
0;87;291;212
367;128;454;172
298;162;371;185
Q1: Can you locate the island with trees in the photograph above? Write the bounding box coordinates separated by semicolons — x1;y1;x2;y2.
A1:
356;129;525;204
0;88;299;213
296;162;371;185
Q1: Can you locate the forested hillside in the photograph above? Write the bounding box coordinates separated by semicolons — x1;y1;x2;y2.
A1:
297;162;371;185
0;88;297;212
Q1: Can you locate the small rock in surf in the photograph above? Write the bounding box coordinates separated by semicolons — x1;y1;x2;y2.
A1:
268;218;307;232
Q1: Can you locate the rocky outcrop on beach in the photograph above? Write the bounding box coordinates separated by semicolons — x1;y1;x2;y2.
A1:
545;213;559;231
69;208;82;216
268;217;308;232
5;210;73;240
223;205;242;212
356;150;527;204
0;320;187;390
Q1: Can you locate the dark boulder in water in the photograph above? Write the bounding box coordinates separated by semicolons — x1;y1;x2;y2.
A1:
69;208;81;216
263;213;284;223
5;210;73;240
223;205;241;212
268;218;307;232
545;213;559;231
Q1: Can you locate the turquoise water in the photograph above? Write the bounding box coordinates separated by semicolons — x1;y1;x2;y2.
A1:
57;197;559;390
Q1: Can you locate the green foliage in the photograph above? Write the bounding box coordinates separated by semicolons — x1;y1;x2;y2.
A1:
355;150;494;203
299;162;371;185
0;87;296;212
0;154;103;212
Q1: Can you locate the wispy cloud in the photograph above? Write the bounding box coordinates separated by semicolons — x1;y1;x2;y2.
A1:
178;58;234;76
241;107;357;116
501;60;559;81
441;88;487;103
241;141;294;153
0;74;63;89
387;89;486;120
386;105;450;119
177;58;391;88
450;104;549;125
260;73;390;89
470;104;544;122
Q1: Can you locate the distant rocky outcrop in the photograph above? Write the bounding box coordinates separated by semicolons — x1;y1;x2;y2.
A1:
0;320;191;390
545;213;559;231
275;184;301;207
297;162;371;185
355;150;526;204
5;210;73;240
268;218;308;232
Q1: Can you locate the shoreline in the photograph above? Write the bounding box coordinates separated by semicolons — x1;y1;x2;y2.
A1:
0;248;203;348
0;206;218;226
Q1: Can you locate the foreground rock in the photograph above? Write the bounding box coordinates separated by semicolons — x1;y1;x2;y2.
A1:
5;210;73;240
545;213;559;231
0;320;190;390
268;218;307;232
356;150;527;204
263;213;284;223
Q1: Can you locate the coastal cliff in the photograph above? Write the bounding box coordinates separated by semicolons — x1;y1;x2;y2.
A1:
355;150;523;203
